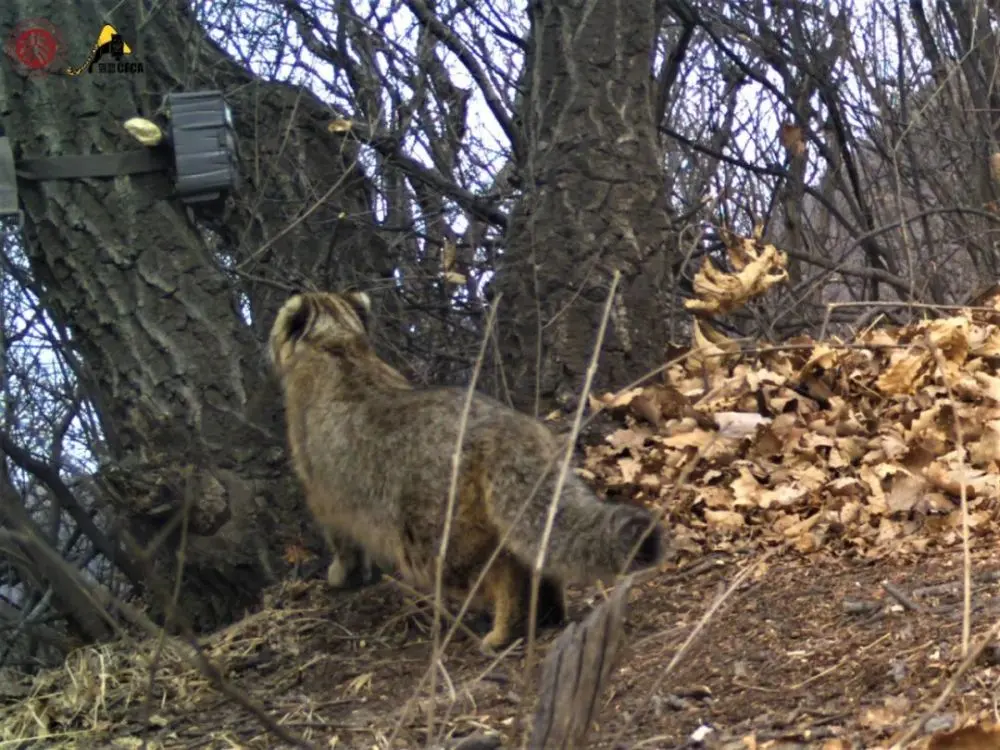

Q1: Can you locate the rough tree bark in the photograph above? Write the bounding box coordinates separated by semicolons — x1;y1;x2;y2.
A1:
0;1;389;630
496;0;674;415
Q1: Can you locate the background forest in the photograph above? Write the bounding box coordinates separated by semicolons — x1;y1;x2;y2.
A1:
0;0;997;674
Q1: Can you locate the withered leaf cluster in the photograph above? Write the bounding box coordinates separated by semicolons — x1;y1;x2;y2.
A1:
585;239;1000;562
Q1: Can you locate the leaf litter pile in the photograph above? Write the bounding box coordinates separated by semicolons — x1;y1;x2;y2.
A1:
584;309;1000;563
7;237;1000;748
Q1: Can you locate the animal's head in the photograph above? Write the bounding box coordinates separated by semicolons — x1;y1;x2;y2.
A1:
268;290;372;375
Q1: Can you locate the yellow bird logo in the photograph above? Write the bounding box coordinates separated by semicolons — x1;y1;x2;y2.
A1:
65;24;132;76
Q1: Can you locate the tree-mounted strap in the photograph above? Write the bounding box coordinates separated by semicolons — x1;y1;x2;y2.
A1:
0;130;19;221
0;130;171;230
0;90;237;226
15;150;171;181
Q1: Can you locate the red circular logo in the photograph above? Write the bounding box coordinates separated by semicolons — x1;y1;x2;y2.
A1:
4;18;67;78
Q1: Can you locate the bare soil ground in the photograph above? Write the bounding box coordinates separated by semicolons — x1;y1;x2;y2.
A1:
5;543;1000;749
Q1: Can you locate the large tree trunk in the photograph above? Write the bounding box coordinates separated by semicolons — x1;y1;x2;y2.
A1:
497;0;674;415
0;1;389;630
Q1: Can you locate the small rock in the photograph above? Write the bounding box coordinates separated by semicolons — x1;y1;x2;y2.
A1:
923;713;957;734
450;732;503;750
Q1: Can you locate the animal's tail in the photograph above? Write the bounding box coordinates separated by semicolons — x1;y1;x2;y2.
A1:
486;464;666;584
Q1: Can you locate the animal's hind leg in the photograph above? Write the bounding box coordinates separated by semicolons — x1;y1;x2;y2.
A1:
535;577;566;629
480;553;523;652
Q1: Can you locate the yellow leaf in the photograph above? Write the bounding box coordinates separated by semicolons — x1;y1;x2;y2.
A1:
346;672;373;694
328;118;354;132
283;543;314;565
441;240;457;271
123;117;163;146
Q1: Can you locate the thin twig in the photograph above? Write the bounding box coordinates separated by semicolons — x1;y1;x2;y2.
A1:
890;615;1000;749
427;294;501;740
883;581;924;613
608;547;779;749
520;269;621;748
387;443;565;748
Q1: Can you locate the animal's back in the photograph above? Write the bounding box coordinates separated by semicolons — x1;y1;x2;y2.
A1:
299;386;557;586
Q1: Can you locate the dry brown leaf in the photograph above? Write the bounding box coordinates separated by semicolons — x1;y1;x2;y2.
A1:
839;500;862;525
781;512;822;537
877;350;928;396
974;372;1000;402
283;543;315;566
780;123;807;158
697;486;735;509
876;517;901;542
617;457;642;483
704;509;745;531
921;316;970;363
578;301;1000;563
605;428;651;453
714;412;771;438
972;328;1000;357
591;387;645;411
924;462;1000;499
689;319;739;374
758;484;808;509
731;467;763;507
970;420;1000;465
441;240;456;271
860;466;888;514
685;239;788;315
798;343;840;377
886;474;925;514
658;429;716;449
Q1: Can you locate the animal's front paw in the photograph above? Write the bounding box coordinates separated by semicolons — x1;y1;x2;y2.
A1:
480;637;523;658
480;627;522;657
326;552;382;590
356;556;382;587
326;556;349;588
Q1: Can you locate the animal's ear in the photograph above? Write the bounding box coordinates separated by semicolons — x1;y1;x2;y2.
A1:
284;296;312;342
343;291;372;330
